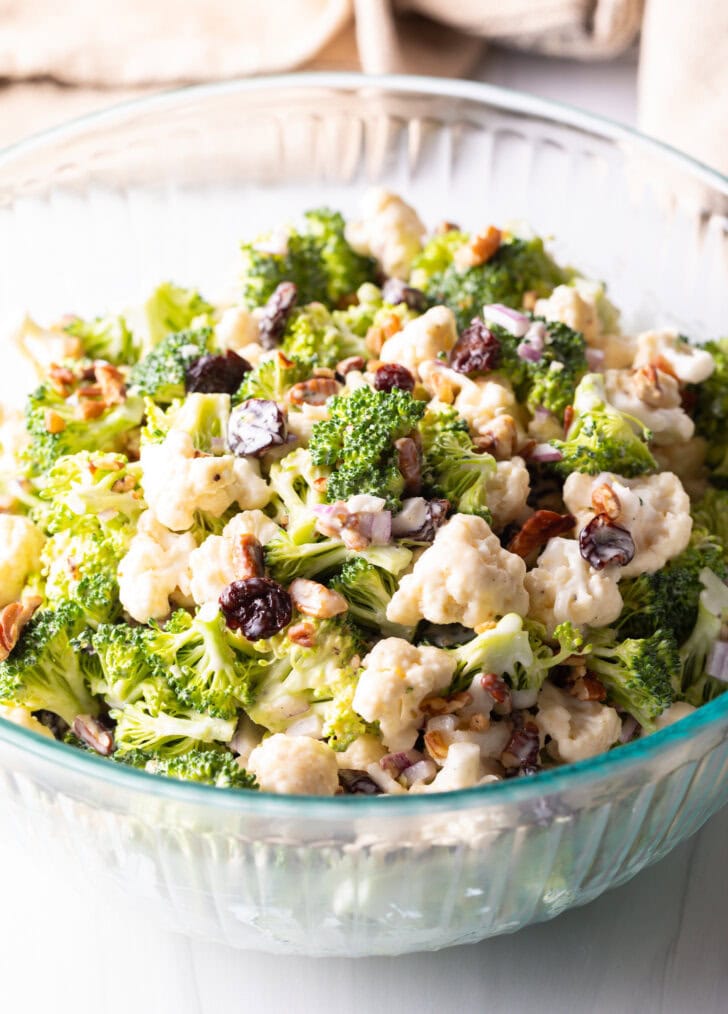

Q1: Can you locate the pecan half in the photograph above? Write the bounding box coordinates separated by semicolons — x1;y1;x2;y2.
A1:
473;415;519;460
568;674;607;702
287;377;340;406
454;226;502;270
289;578;348;619
0;595;42;661
287;621;316;647
420;691;472;716
395;436;422;494
232;534;265;580
508;510;576;558
335;355;366;380
44;409;66;434
94;362;126;404
591;482;621;521
481;672;511;706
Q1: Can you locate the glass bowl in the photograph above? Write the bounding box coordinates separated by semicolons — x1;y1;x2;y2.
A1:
0;73;727;957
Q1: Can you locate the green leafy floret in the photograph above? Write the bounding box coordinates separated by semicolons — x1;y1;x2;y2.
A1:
507;319;588;420
0;602;99;724
144;282;214;348
129;327;213;404
330;557;415;640
65;314;139;365
267;448;328;545
692;487;728;558
233;352;310;404
549;373;657;477
309;384;425;509
117;746;257;789
587;629;679;730
679;569;728;705
281;302;366;370
239;208;376;310
690;337;728;479
420;407;495;521
265;530;411;585
410;232;567;331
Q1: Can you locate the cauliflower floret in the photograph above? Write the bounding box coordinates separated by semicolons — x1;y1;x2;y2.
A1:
535;681;621;764
215;303;262;360
525;537;623;632
0;703;54;739
352;638;456;751
386;513;529;629
604;367;694;445
0;515;45;608
140;430;269;532
379;306;457;378
248;733;339;795
534;280;633;368
189;510;283;605
285;403;331;445
652;701;697;731
335;733;387;770
345;188;425;279
534;284;601;343
653;437;709;500
562;471;692;579
633;328;715;384
118;510;195;623
453;373;526;441
486;457;531;530
416;742;486;793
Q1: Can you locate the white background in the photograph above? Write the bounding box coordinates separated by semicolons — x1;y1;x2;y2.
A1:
3;50;728;1014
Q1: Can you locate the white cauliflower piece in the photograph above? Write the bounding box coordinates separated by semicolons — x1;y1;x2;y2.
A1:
286;403;331;445
653;437;709;500
534;280;632;368
535;681;621;764
562;471;692;578
248;733;339;795
386;513;529;629
215;304;264;363
189;510;283;605
352;638;456;751
417;742;485;793
379;306;457;378
486;457;531;530
0;515;45;608
525;537;623;631
140;430;269;532
345;188;425;279
534;284;601;343
118;510;195;623
633;329;715;384
453;373;525;441
652;701;697;731
604;367;694;445
0;704;54;739
335;734;387;770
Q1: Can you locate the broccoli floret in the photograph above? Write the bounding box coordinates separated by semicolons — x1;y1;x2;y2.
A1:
448;613;535;690
64;314;139;365
0;602;99;724
117;746;257;789
690;337;728;477
410;233;567;330
144;282;214;348
516;620;591;692
267;448;328;544
239;208;376;309
233;351;310;404
692;487;728;558
90;622;163;706
41;525;123;626
264;531;412;585
146;608;254;720
679;568;728;705
309;385;425;509
31;451;143;535
129;327;213;404
24;371;144;476
281;302;366;370
549;373;657;477
517;320;588;420
588;629;678;730
330;557;415;640
152;392;232;454
420;407;495;521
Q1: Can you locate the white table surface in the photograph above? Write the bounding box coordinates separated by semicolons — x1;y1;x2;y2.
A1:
4;51;728;1014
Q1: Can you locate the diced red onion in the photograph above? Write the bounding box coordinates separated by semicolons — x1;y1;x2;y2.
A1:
586;347;606;371
528;443;564;463
619;715;640;743
312;503;343;519
400;759;437;787
357;510;391;545
707;640;728;682
380;749;423;775
517;340;543;363
482;303;530;338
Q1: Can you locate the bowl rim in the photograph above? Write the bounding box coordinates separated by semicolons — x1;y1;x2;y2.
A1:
1;70;727;816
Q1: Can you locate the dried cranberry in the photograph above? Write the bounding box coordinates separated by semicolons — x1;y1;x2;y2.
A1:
449;319;500;374
480;672;511;706
185;351;251;395
228;398;287;457
501;722;540;770
338;769;382;795
259;282;298;349
373;363;415;393
381;279;428;312
579;513;635;570
219;577;292;640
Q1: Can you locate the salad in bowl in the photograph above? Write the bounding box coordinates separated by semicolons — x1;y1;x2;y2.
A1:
0;188;726;798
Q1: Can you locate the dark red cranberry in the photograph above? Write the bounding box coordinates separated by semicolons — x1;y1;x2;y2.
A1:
579;513;635;570
373;363;415;393
449;319;500;374
501;722;540;770
381;279;428;312
185;351;251;395
228;398;287;457
338;769;382;795
219;577;292;640
259;282;298;349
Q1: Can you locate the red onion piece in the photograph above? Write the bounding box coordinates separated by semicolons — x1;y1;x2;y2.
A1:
364;511;392;545
482;303;530;337
707;640;728;682
517;340;544;363
528;443;564;463
619;715;640;743
586;347;606;371
380;749;423;775
400;759;438;787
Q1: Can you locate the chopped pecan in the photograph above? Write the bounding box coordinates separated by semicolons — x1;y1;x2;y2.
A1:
289;578;348;619
312;367;336;379
421;691;472;716
454;226;502;270
426;368;457;404
232;534;265;580
90;455;123;473
632;365;679;408
43;409;66;434
111;474;136;493
591;482;621;520
568;674;607;702
501;720;540;770
651;354;679;381
466;713;490;731
522;290;538;312
313;501;349;539
365;312;401;356
481;672;511;706
335;355;366;379
508;510;576;558
47;364;75;397
75;398;107;420
287;621;316;647
424;730;449;762
94;362;126;404
395;436;422;494
287;377;340;406
563;404;574;434
473;415;519;460
0;595;42;661
435;220;460;234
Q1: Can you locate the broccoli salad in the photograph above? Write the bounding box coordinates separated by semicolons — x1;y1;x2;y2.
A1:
0;188;726;797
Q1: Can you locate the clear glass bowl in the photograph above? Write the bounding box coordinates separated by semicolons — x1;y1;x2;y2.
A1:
1;73;727;956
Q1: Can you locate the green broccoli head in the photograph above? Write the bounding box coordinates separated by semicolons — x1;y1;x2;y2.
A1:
588;628;678;730
516;620;591;692
691;487;728;557
233;351;310;405
420;407;495;521
549;373;657;477
690;337;728;477
0;601;99;724
679;568;728;705
448;613;535;691
64;314;139;365
144;282;214;348
281;302;367;370
410;233;567;330
267;447;328;545
517;320;588;420
309;384;425;509
129;327;214;404
264;530;412;586
117;746;257;789
239;208;376;309
41;524;124;626
330;557;415;640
